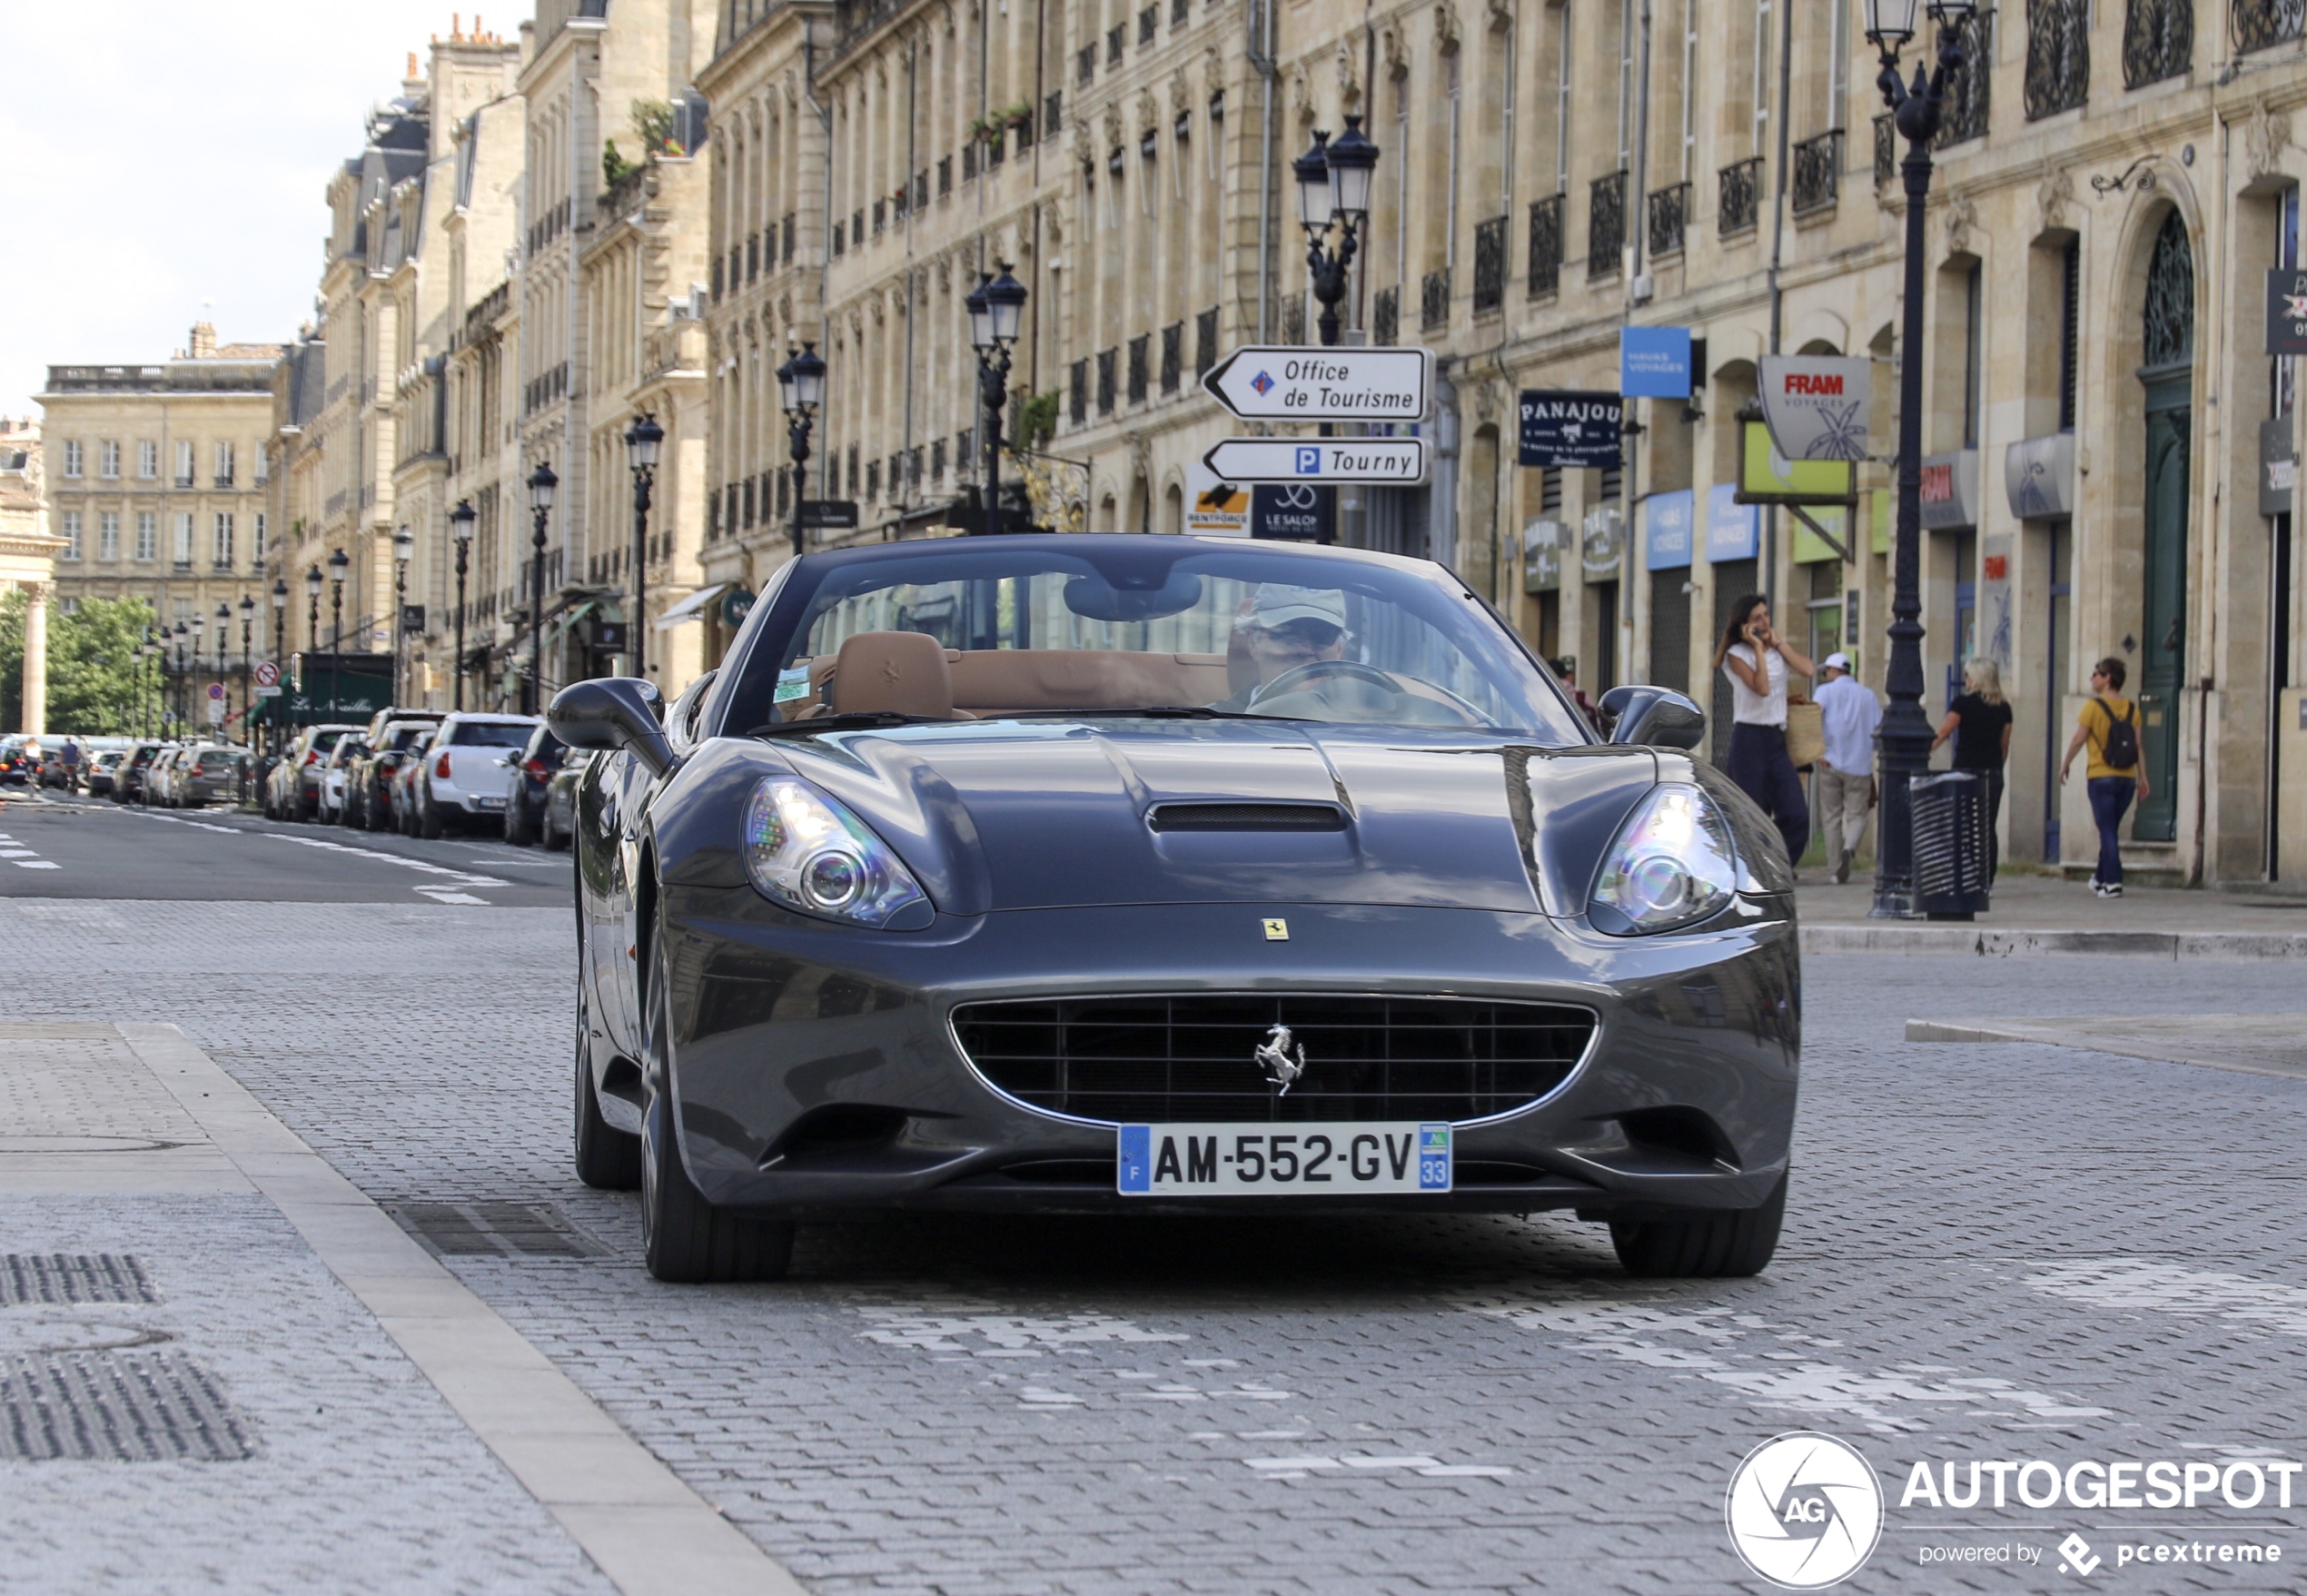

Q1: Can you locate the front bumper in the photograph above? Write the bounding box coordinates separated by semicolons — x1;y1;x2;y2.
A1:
650;892;1799;1220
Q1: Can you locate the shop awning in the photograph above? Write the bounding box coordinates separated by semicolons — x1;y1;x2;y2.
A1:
654;583;730;630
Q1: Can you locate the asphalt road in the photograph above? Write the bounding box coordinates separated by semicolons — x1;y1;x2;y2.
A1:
0;787;571;907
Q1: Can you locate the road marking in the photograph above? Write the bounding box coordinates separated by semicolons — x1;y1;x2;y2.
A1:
0;835;60;868
414;887;491;906
132;811;244;836
260;832;509;887
115;1024;806;1596
13;861;60;870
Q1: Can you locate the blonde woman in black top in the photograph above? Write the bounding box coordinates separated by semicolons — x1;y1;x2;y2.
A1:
1931;658;2014;882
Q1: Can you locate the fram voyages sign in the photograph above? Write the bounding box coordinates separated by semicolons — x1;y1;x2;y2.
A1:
1518;391;1622;470
1757;355;1872;461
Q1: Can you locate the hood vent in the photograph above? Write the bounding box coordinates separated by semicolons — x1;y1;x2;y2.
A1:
1145;801;1349;833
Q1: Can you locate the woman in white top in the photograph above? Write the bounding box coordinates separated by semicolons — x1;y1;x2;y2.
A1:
1713;592;1817;867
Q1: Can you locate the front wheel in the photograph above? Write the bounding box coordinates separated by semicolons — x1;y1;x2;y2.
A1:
505;796;535;847
1609;1173;1787;1279
639;944;793;1284
419;795;444;839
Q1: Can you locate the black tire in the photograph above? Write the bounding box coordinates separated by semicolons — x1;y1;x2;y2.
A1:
419;795;444;839
543;808;569;851
505;796;535;848
574;983;642;1191
1609;1173;1787;1279
639;942;793;1284
367;788;390;830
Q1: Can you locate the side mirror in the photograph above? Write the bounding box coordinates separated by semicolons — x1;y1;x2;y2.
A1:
1599;684;1707;750
550;678;675;776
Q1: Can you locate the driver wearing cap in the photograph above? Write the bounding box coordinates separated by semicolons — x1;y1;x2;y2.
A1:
1211;585;1350;709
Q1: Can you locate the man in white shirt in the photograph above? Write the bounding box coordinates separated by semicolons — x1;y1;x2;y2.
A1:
1812;652;1882;885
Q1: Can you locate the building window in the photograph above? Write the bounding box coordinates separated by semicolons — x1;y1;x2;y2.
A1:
254;512;268;560
135;512;156;562
175;441;195;488
173;511;194;569
213;512;234;568
99;440;121;479
62;440;83;478
138;440;159;479
213;442;234;487
254;450;268;486
99;512;120;561
61;511;82;560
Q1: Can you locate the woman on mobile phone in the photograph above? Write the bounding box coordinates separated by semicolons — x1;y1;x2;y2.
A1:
1714;592;1816;867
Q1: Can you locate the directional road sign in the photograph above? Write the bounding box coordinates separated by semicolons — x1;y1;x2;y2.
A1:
1202;436;1430;485
1203;347;1432;423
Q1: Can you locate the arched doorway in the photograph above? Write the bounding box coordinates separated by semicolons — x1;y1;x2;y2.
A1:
2135;210;2193;840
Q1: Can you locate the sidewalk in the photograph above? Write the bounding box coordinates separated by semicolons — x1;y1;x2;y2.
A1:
0;1022;801;1596
1795;871;2307;958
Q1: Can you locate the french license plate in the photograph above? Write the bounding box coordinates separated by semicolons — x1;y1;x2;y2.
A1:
1117;1122;1451;1195
473;795;506;809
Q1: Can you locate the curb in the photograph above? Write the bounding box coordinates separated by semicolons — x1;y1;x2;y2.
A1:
1804;926;2307;961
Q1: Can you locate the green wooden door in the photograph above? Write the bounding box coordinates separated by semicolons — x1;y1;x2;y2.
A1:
2134;213;2195;843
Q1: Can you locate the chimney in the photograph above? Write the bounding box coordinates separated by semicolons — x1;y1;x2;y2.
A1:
188;322;218;360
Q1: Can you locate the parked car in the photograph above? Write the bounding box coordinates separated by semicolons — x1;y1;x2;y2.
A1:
115;742;167;804
392;729;438;835
265;725;361;821
315;736;369;825
85;749;127;798
141;746;186;806
0;735;36;786
538;746;592;850
348;718;444;831
500;724;569;846
173;743;250;808
411;713;540;838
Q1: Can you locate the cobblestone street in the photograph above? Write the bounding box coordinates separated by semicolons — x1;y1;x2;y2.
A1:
3;886;2302;1593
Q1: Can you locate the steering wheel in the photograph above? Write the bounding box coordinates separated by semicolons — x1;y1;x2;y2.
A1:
1252;659;1484;727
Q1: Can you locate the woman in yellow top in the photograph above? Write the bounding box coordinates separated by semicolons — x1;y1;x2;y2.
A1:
2056;656;2150;898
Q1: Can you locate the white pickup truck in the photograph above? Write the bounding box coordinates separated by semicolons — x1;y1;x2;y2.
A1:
414;713;540;838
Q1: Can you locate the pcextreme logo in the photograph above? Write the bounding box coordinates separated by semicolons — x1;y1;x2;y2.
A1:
1725;1432;1885;1589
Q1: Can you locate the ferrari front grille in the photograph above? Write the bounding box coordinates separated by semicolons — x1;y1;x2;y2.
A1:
952;995;1595;1125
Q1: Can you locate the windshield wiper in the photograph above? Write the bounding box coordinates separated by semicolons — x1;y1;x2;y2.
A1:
746;711;932;738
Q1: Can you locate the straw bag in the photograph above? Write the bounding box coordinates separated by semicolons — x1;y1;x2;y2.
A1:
1785;699;1825;770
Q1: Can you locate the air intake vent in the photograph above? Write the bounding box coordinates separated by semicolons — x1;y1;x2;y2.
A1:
1146;802;1348;833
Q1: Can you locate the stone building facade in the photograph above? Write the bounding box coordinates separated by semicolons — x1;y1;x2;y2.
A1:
38;330;282;730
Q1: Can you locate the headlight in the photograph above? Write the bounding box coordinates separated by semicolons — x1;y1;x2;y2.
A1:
1588;783;1739;935
743;776;929;928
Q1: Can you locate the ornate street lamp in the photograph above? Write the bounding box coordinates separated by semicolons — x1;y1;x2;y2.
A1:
213;605;230;729
449;500;476;712
624;412;664;680
966;265;1028;537
326;546;350;718
777;340;827;560
526;461;558;716
173;620;190;729
190;611;206;729
1866;0;1975;918
392;524;414;709
1294;114;1381;347
238;594;255;748
271;580;287;754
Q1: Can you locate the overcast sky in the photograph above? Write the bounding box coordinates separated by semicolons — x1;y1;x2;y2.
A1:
0;2;480;419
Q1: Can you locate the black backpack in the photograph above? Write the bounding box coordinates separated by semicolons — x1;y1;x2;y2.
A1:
2099;699;2140;771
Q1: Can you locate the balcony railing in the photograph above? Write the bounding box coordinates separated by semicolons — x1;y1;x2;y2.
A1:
2233;0;2304;53
1372;285;1399;345
2123;0;2191;86
1792;130;1842;215
1195;307;1219;377
1936;12;1993;142
1589;171;1626;279
1096;348;1117;413
1647;182;1688;256
1159;322;1183;394
1126;336;1149;404
1070;359;1088;425
1421;267;1451;332
1875;114;1897;183
1719;157;1762;234
1527;194;1563;297
2025;0;2091;118
1472;215;1508;312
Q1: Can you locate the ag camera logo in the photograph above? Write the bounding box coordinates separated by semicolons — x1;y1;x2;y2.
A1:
1726;1432;1884;1589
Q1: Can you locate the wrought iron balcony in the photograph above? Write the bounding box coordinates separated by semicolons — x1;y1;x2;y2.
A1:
1373;285;1399;346
1589;171;1626;279
1719;157;1762;234
1127;336;1149;404
1195;307;1219;377
1875;114;1896;184
2233;0;2303;53
1936;12;1993;143
1527;194;1563;298
1792;130;1842;216
1159;322;1182;394
1096;349;1116;414
2025;0;2090;118
1473;215;1509;312
2123;0;2191;86
1647;182;1688;257
1421;267;1451;332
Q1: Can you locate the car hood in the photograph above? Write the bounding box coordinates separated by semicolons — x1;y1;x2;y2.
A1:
698;719;1658;917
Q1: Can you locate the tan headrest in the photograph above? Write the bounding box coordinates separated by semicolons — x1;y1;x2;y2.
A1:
828;630;965;719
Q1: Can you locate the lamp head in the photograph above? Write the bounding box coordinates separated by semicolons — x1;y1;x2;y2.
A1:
392;524;414;565
983;264;1027;345
789;341;826;411
1928;0;1977;21
216;602;232;622
450;499;477;544
327;547;350;582
528;460;559;512
272;578;289;611
239;594;255;616
305;566;323;600
624;411;664;471
191;612;205;637
1293;131;1332;232
1864;0;1923;46
965;273;995;352
1324;114;1379;223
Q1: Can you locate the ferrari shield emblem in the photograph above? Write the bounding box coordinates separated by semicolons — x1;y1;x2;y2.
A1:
1262;918;1289;941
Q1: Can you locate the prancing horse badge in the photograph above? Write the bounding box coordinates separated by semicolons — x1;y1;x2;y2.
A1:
1262;918;1289;941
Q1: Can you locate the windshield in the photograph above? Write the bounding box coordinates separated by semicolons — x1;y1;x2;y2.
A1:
726;540;1587;743
450;720;535;748
310;730;345;754
385;726;431;751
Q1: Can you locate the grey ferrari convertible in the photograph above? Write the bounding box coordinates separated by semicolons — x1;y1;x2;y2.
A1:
550;533;1798;1283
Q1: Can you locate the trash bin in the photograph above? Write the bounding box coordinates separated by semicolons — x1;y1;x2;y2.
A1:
1912;770;1991;919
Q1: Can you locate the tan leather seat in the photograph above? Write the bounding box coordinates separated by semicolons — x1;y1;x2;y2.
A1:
948;650;1231;713
827;631;972;719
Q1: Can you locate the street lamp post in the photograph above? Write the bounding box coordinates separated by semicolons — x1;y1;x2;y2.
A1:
239;595;254;748
304;564;322;726
623;413;664;680
270;580;288;756
450;500;476;712
189;611;206;732
173;621;191;731
213;603;230;732
965;266;1028;537
326;547;349;720
526;462;557;717
392;525;414;709
777;341;827;560
1293;115;1380;347
1865;0;1972;919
